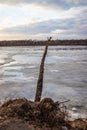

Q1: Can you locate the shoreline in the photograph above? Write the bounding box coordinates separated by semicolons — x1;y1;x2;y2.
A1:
0;98;87;130
0;40;87;46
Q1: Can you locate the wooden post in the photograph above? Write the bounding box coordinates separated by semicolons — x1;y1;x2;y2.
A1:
34;44;48;102
35;37;52;102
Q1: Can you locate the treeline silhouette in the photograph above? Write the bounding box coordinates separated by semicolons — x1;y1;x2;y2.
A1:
0;39;87;46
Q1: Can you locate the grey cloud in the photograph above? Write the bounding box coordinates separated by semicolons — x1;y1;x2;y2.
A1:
1;14;87;38
2;17;77;35
1;20;59;34
0;0;87;9
1;4;87;39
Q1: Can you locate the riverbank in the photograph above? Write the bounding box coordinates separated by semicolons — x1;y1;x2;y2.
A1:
0;98;87;130
0;40;87;46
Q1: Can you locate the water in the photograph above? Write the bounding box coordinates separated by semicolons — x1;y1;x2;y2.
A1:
0;46;87;118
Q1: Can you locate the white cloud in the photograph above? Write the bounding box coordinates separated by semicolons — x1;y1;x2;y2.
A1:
52;29;65;34
0;3;64;30
0;0;87;40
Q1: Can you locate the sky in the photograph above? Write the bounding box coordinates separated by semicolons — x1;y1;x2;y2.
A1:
0;0;87;40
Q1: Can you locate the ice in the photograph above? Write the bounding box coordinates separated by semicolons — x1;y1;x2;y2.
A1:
0;46;87;117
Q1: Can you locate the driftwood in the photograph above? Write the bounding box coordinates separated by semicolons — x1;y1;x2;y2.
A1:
35;43;48;102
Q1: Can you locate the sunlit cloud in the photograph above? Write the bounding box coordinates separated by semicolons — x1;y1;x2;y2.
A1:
0;0;87;40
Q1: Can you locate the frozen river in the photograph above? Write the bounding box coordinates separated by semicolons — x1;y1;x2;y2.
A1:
0;46;87;118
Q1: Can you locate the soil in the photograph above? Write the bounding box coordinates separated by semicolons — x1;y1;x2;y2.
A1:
0;98;87;130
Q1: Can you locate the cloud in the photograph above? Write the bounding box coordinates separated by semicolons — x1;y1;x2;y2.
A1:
0;1;87;40
0;0;87;10
1;9;87;40
1;5;87;33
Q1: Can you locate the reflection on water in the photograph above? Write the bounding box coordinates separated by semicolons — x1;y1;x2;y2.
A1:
0;46;44;101
0;46;87;118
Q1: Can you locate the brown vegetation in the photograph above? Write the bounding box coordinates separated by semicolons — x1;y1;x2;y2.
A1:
0;39;87;46
0;98;87;130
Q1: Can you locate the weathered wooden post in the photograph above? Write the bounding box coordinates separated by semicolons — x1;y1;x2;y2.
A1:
35;37;52;102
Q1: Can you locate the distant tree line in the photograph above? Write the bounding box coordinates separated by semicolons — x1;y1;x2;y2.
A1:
0;39;87;46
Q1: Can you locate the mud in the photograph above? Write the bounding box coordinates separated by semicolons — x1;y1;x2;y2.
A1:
0;98;87;130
